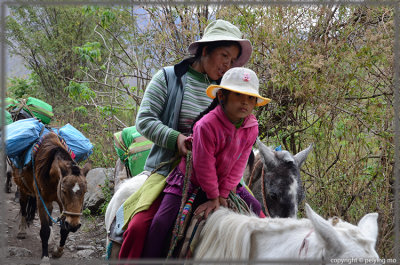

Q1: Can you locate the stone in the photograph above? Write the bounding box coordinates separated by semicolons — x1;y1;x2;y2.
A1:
8;247;32;257
83;168;114;213
75;249;95;258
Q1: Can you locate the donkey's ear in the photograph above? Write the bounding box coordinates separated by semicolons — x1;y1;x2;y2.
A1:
294;144;313;168
82;160;93;177
358;212;379;246
51;157;69;177
256;138;276;167
305;203;345;258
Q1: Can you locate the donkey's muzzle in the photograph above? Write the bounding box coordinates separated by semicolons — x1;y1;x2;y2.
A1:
63;221;81;233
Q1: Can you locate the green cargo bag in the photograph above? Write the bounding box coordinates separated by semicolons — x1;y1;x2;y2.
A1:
1;108;13;125
5;97;19;109
114;126;153;177
23;97;54;124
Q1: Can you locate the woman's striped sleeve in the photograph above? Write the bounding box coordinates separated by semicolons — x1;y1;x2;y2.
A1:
135;69;180;151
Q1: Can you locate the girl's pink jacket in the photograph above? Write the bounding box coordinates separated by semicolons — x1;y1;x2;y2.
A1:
186;105;259;199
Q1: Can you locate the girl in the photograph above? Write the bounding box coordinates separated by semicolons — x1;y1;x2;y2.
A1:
142;67;271;258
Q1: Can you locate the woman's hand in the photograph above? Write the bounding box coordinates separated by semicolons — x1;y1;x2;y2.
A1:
177;134;189;156
177;134;193;156
194;198;220;219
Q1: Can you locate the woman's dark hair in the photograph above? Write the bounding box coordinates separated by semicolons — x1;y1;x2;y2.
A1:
190;89;230;133
193;41;242;60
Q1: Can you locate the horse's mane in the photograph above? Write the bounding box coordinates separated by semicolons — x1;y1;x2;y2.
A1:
195;208;312;260
35;132;74;180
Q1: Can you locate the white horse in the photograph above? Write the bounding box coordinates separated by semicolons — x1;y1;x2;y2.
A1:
194;204;379;264
105;169;148;247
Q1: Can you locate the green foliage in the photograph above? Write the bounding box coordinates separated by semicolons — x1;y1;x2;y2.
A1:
82;208;91;217
74;42;102;63
98;176;113;215
7;74;41;98
74;106;88;116
64;81;96;101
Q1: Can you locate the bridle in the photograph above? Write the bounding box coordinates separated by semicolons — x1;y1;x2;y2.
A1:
248;159;271;217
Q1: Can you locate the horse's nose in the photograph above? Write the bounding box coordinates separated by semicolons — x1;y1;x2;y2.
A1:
65;221;81;232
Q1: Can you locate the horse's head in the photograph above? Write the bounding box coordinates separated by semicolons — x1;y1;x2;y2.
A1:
256;139;312;218
305;203;379;261
51;157;92;232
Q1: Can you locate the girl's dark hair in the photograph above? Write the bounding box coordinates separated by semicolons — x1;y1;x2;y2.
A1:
193;41;242;60
190;89;230;133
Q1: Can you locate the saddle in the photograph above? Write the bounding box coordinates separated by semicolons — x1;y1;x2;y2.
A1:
106;189;251;260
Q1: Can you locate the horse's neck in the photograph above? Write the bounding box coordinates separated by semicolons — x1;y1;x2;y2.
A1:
251;220;325;260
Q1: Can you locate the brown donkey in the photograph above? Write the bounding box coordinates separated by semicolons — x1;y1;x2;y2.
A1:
12;132;92;262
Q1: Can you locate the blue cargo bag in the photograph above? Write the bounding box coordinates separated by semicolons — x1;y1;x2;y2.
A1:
5;118;44;158
56;123;93;162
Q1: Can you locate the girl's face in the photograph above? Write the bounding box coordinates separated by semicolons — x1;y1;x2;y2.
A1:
201;45;240;81
218;91;257;123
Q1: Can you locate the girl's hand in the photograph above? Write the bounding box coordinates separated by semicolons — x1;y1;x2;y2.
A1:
219;196;228;208
177;134;189;156
194;198;220;219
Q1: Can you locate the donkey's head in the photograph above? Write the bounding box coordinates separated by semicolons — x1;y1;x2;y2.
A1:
51;156;92;232
256;139;312;218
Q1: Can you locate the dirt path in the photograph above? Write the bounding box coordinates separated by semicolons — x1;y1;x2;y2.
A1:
3;183;107;262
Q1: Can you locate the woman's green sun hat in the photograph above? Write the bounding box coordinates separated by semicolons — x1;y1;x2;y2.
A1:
188;19;253;67
206;67;271;106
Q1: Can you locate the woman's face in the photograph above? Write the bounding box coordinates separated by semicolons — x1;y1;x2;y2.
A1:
201;45;240;81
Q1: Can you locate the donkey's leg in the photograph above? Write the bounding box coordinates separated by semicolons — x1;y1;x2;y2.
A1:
5;162;12;193
38;203;52;259
52;227;68;258
17;192;29;239
52;201;66;258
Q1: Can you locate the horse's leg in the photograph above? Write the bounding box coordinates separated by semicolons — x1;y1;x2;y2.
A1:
17;192;29;239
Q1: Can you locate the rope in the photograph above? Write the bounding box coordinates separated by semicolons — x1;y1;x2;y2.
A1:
31;148;61;226
167;151;193;259
247;159;262;188
228;191;251;215
247;159;271;217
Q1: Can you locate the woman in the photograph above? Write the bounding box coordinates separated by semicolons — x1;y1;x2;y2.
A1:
119;19;253;260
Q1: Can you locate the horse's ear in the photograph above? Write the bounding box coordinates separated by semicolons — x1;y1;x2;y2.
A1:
256;138;276;167
305;203;345;258
357;212;379;246
82;160;93;177
294;144;313;168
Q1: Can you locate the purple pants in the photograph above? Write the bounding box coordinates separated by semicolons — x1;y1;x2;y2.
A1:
141;187;261;258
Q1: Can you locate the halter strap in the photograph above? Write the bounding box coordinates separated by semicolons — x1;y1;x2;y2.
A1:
299;229;314;257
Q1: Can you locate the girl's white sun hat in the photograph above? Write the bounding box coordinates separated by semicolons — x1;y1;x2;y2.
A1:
206;67;271;106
